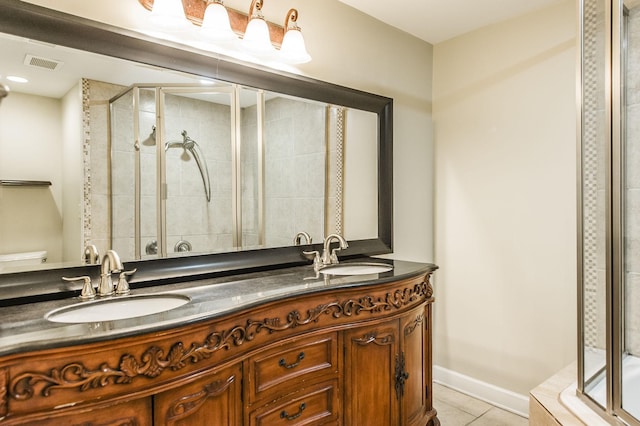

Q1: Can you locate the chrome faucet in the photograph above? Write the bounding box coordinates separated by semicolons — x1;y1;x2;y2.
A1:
98;250;123;296
84;244;99;265
302;234;348;271
62;249;135;299
321;234;348;266
293;231;312;246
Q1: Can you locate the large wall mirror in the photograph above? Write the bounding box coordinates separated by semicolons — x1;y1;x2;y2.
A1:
0;1;392;287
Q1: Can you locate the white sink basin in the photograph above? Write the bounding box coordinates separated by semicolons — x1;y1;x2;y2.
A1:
319;262;393;276
46;294;190;323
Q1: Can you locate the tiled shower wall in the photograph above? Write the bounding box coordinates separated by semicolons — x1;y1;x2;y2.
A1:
262;97;326;248
87;79;127;259
163;93;234;255
108;87;136;259
239;99;260;248
109;87;235;258
625;6;640;356
240;96;329;249
582;0;607;352
582;0;640;356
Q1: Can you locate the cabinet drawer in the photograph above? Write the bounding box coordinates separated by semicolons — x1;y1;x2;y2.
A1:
249;380;339;426
248;333;338;402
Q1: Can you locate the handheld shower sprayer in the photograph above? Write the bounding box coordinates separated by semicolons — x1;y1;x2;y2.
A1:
163;129;212;202
181;130;196;150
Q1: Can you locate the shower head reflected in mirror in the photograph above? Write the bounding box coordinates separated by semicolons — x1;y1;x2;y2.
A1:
144;125;157;146
165;129;212;203
144;126;212;202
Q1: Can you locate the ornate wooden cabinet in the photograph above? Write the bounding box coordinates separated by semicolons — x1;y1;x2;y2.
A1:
344;305;433;426
154;363;243;425
0;269;437;426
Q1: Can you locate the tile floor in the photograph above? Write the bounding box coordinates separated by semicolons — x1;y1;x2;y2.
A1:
433;383;529;425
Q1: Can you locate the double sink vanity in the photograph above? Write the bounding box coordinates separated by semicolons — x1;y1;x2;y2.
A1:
0;256;438;426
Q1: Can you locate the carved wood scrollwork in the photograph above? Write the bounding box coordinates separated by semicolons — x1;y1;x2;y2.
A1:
9;278;430;400
404;313;425;336
74;418;139;426
166;376;235;422
353;332;395;346
0;368;7;418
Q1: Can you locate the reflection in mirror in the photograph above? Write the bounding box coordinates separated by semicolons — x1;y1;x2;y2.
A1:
261;92;329;248
109;85;236;260
162;88;235;257
0;6;386;276
106;83;354;261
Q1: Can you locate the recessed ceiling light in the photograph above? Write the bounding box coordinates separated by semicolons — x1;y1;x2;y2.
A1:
7;76;28;83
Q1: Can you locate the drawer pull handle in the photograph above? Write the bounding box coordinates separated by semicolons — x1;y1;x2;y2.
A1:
280;402;306;420
278;351;305;369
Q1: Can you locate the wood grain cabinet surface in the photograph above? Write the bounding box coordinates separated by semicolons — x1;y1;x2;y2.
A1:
0;269;438;426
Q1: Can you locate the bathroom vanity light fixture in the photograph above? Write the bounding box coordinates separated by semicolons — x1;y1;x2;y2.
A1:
147;0;191;31
241;0;275;56
200;0;236;42
280;9;311;64
138;0;311;64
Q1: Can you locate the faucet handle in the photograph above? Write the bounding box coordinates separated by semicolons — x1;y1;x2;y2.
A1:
62;275;95;299
115;268;137;295
330;247;342;264
302;250;322;271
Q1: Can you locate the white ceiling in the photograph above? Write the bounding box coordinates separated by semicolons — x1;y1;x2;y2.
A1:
337;0;568;44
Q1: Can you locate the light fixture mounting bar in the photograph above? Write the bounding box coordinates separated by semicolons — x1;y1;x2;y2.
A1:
138;0;285;46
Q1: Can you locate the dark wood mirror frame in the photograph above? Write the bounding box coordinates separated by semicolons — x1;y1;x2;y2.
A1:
0;0;393;304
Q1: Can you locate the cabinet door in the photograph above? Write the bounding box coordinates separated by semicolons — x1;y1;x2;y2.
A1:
343;320;399;426
154;364;242;426
400;305;433;426
8;397;152;426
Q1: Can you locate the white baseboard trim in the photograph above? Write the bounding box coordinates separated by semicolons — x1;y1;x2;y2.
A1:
433;365;529;418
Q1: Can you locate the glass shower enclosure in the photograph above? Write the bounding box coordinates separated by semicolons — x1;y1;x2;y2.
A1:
579;0;640;424
108;82;336;261
109;84;238;259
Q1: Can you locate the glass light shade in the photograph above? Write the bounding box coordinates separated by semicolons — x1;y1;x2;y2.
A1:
149;0;190;31
200;2;237;42
280;29;311;64
242;17;275;56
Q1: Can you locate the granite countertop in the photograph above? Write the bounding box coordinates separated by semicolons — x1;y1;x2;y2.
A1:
0;258;436;357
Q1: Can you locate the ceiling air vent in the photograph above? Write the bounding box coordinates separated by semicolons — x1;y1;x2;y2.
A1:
23;54;64;71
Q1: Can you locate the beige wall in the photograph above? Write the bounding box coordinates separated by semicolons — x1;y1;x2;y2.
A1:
61;82;83;263
433;0;577;395
0;92;64;263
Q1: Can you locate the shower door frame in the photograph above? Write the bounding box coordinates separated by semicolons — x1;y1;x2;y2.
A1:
156;85;238;258
110;83;243;259
577;0;639;424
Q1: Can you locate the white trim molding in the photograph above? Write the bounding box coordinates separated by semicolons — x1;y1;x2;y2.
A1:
433;365;529;418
